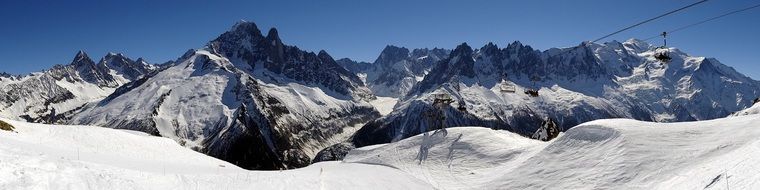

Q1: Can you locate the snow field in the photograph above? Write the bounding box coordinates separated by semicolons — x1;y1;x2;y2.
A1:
0;118;432;190
345;115;760;189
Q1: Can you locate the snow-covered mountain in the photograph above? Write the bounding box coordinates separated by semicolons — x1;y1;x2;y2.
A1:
70;21;380;170
341;46;449;97
0;51;156;123
351;40;760;146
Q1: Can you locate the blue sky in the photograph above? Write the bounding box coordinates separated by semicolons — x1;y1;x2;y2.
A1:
1;0;759;79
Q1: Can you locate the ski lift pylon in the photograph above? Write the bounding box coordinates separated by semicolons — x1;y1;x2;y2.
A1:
423;92;455;133
524;89;539;97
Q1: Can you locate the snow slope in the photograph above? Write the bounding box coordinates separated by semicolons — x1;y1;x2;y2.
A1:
345;115;760;189
0;118;432;190
4;113;760;189
732;102;760;116
369;96;399;116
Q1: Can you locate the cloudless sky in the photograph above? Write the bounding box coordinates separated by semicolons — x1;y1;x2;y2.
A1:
1;0;759;79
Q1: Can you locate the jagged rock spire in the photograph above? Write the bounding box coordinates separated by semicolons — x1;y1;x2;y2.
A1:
71;50;95;66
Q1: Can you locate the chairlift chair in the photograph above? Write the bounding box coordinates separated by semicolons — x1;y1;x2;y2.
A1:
524;89;539;97
654;32;672;63
524;74;541;97
433;93;452;102
457;101;467;112
500;80;516;93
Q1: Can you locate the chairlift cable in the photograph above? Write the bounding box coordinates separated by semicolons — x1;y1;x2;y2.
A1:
591;0;709;43
642;3;760;41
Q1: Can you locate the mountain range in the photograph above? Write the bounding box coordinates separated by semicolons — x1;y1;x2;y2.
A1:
351;40;760;147
0;51;156;123
2;20;758;169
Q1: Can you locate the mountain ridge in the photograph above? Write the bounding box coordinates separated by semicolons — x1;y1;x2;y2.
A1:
349;38;760;148
0;51;157;123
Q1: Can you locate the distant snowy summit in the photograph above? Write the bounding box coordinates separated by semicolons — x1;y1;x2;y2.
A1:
336;46;450;98
0;51;156;123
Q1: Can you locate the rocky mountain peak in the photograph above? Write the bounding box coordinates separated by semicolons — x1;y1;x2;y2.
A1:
375;45;410;67
451;43;473;57
317;50;333;61
135;57;148;64
0;72;11;78
506;41;523;49
229;21;263;38
480;42;500;55
71;50;95;67
266;28;281;43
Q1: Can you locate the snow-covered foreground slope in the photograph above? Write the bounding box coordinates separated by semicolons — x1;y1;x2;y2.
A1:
345;115;760;189
4;115;760;189
0;118;431;190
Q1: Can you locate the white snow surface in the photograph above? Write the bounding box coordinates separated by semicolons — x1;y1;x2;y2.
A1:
0;118;432;190
345;115;760;189
4;114;760;189
732;102;760;116
369;96;399;116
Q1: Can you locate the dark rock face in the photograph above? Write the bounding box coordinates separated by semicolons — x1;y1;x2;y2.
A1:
352;100;503;147
100;53;154;81
336;58;372;74
0;120;13;131
208;22;371;100
531;117;560;141
68;51;121;88
375;45;410;69
412;43;476;95
312;142;355;163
